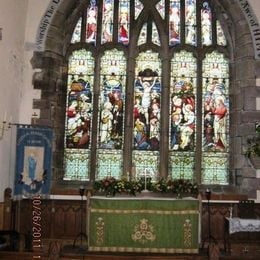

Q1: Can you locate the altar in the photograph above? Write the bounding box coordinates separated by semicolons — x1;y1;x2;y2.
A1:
88;196;200;253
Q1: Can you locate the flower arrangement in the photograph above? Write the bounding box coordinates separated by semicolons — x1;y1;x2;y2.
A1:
93;176;198;197
93;176;143;196
149;178;198;197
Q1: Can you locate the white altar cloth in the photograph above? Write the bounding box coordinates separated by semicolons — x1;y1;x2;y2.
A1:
227;217;260;234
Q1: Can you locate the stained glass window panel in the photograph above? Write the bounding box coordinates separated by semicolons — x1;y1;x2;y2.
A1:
98;49;126;149
63;50;94;181
185;0;196;46
133;51;161;151
86;0;98;44
202;154;229;185
71;18;82;43
170;51;197;151
156;0;165;19
152;22;160;46
132;151;159;181
135;0;144;20
102;0;114;44
169;0;181;46
217;20;227;46
118;0;130;45
202;51;229;184
65;50;94;149
169;153;194;180
138;23;147;45
96;151;123;179
63;150;90;180
201;1;212;46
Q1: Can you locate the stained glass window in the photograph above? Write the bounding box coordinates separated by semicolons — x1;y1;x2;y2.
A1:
135;0;144;20
102;0;114;44
65;1;230;186
202;51;229;184
169;51;197;179
138;23;147;45
156;0;165;19
133;51;161;180
217;20;227;46
152;22;160;46
185;0;197;45
71;18;82;44
86;0;98;44
96;49;126;179
169;0;181;46
118;0;130;45
201;1;212;46
63;50;94;180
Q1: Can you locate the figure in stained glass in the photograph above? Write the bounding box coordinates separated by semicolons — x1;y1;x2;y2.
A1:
102;0;114;43
86;0;97;43
201;2;212;46
170;80;195;150
118;1;129;44
203;79;227;151
134;69;161;151
99;75;124;149
66;74;92;149
169;1;180;45
185;0;196;45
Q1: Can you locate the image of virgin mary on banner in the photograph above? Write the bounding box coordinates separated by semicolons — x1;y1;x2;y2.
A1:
14;126;53;199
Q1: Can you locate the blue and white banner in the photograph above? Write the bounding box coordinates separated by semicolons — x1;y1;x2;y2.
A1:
14;126;53;199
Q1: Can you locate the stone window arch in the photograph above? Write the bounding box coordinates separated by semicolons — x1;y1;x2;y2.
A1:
31;0;260;197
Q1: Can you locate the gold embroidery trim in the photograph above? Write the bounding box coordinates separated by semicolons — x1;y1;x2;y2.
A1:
95;217;104;246
183;219;192;247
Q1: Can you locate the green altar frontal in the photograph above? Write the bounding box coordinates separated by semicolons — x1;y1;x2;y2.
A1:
88;196;200;253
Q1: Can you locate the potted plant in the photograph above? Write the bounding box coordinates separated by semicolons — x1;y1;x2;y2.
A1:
245;124;260;168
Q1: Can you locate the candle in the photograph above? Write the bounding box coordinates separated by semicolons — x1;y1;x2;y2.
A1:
3;111;7;122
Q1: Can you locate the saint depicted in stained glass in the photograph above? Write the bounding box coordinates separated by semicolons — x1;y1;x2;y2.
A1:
170;80;195;151
102;0;114;43
134;69;161;151
66;74;92;149
185;0;196;45
169;0;180;46
118;0;130;45
203;79;228;151
86;0;98;43
201;1;212;46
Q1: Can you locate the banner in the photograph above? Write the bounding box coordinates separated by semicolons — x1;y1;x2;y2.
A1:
14;126;53;199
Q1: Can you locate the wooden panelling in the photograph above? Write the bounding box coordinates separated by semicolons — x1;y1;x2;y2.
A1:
0;202;4;229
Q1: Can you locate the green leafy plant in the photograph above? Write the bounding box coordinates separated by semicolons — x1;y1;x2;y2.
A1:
93;177;198;197
245;124;260;158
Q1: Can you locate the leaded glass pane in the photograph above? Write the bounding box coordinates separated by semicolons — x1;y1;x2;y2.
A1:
118;0;130;45
156;0;165;19
202;51;229;184
170;51;197;151
169;0;181;46
65;50;94;149
98;49;126;149
169;153;194;180
96;150;123;179
135;0;144;20
216;20;227;46
152;22;160;46
63;150;90;180
133;51;161;151
185;0;196;45
71;18;82;43
86;0;98;44
138;23;147;45
63;50;94;181
132;151;159;181
201;1;212;46
102;0;114;44
202;154;228;185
